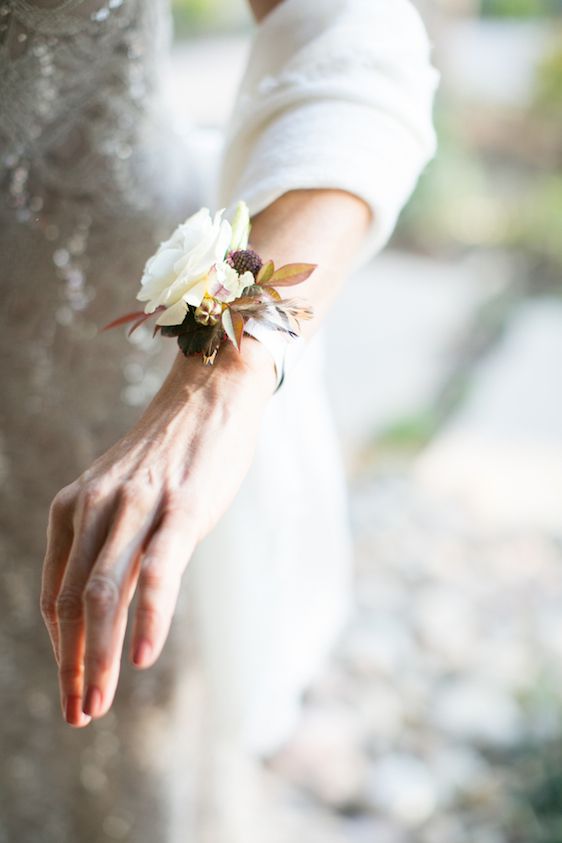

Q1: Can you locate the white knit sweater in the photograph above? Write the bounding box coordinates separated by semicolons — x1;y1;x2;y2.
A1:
217;0;439;272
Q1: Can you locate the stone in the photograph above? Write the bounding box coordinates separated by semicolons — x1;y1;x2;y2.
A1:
367;754;438;826
432;679;522;747
270;704;368;809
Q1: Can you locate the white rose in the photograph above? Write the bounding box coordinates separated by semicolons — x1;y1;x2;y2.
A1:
136;206;233;327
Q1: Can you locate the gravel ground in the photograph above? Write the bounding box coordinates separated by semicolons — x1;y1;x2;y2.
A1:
259;453;562;843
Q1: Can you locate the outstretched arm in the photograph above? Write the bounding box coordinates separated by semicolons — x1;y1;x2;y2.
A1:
40;188;371;727
41;0;438;727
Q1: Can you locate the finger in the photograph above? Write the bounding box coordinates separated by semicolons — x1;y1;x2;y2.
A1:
75;550;142;728
130;509;197;669
57;487;114;727
82;485;158;720
40;488;75;665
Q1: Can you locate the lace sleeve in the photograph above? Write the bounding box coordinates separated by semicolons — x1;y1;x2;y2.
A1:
217;0;439;271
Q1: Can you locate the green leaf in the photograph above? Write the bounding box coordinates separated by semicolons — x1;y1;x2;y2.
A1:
228;201;251;251
256;259;275;285
269;262;317;286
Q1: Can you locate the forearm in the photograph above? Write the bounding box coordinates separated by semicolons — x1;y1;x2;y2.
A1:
249;188;372;335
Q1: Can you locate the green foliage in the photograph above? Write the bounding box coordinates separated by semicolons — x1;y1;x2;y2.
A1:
512;175;562;268
172;0;248;34
397;99;562;275
376;411;440;450
481;0;562;17
534;36;562;115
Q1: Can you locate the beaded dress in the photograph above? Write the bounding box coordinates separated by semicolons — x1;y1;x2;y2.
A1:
0;2;217;840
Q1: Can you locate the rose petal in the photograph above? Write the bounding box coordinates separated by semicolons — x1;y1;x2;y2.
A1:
144;247;183;281
184;280;209;307
155;300;189;326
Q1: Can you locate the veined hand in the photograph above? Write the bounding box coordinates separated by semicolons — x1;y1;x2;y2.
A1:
40;340;275;726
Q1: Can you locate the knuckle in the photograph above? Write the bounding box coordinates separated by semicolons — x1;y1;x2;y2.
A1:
118;480;148;510
135;603;160;628
40;593;57;624
140;558;166;592
78;482;105;513
84;651;112;675
56;588;84;622
59;664;84;685
164;492;192;520
50;484;77;520
84;576;119;617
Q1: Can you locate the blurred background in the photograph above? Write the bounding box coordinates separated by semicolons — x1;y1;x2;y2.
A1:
170;1;562;841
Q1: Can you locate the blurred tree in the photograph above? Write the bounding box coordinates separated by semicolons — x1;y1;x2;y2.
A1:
534;35;562;116
481;0;561;17
172;0;249;35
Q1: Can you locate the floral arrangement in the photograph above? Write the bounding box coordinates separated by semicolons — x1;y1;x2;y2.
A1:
104;201;315;365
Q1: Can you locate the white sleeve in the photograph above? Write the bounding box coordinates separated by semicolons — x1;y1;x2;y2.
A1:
216;0;439;272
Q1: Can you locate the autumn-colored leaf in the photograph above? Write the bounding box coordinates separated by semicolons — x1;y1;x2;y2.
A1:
102;310;147;331
102;305;165;333
261;285;282;301
128;311;158;337
232;311;245;349
269;262;317;287
256;259;275;285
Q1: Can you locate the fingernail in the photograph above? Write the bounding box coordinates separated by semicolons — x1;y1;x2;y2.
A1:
65;695;84;725
132;639;152;667
83;685;102;718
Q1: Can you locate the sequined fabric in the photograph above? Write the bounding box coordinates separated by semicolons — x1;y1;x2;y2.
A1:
0;2;204;839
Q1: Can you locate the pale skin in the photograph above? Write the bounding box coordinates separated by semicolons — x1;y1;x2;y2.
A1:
40;1;372;729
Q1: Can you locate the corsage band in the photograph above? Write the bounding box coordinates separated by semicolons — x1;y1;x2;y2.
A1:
103;201;315;384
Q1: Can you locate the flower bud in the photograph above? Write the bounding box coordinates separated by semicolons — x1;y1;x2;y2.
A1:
194;296;222;326
227;249;263;279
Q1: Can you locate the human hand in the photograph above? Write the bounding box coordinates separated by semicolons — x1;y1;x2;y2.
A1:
40;341;275;726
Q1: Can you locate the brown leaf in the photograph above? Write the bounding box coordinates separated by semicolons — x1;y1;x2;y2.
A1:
269;262;317;287
232;310;245;350
261;285;282;301
102;310;147;331
128;312;157;337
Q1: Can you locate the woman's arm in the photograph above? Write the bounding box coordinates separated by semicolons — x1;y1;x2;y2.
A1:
40;187;371;727
246;0;281;22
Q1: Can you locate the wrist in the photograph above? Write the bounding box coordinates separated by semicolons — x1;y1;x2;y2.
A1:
160;336;277;408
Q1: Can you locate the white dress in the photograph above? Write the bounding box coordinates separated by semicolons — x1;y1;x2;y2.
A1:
0;0;437;839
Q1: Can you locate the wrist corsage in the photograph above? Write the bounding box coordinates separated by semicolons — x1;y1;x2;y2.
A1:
103;200;315;366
